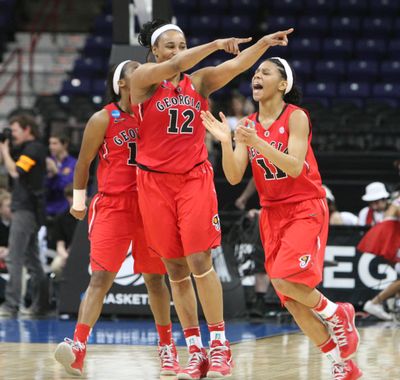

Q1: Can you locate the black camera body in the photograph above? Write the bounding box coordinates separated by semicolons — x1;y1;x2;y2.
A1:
0;127;12;142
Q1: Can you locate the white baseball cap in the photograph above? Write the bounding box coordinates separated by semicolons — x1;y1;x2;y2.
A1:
322;185;335;202
362;182;390;202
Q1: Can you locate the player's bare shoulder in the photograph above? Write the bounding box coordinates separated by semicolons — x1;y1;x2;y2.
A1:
87;108;109;128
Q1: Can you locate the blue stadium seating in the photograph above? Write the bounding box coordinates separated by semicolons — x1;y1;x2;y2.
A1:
380;60;400;81
290;37;321;58
231;0;260;13
190;15;220;35
314;60;346;81
323;38;353;58
347;60;379;81
362;17;392;38
199;0;229;11
369;0;400;15
339;82;371;98
305;82;337;97
355;39;386;59
271;0;303;13
298;16;329;36
266;16;296;32
372;83;400;98
331;17;361;37
337;0;368;14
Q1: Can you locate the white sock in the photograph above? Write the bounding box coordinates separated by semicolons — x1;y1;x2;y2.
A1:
210;330;226;343
186;335;203;348
313;296;338;319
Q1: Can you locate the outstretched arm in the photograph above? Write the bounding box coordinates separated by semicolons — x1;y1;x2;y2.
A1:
192;29;294;97
130;37;251;103
200;111;248;185
71;110;108;220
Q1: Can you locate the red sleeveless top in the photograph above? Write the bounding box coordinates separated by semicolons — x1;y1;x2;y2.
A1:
248;104;325;207
136;74;209;173
97;103;138;193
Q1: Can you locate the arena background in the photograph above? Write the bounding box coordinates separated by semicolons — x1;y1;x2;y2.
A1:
0;2;399;379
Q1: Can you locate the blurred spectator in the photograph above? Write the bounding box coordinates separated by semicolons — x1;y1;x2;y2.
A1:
360;197;400;320
358;182;390;226
0;190;11;302
246;209;271;318
363;280;400;321
50;184;77;277
323;185;358;225
226;92;254;132
46;134;76;217
0;190;11;264
235;178;256;210
0;114;49;317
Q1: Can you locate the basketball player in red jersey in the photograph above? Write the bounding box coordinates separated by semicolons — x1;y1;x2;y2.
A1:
201;58;363;380
54;61;177;377
129;19;293;379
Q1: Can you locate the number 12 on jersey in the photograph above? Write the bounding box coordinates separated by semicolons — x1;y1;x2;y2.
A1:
167;108;195;134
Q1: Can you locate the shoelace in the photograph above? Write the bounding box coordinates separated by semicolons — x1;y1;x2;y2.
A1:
209;345;229;368
332;362;348;380
64;338;85;351
186;351;205;370
326;315;348;348
159;344;176;368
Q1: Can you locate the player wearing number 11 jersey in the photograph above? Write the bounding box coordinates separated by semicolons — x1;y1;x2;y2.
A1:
201;58;362;380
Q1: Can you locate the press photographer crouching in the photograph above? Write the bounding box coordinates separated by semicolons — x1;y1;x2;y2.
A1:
0;114;49;317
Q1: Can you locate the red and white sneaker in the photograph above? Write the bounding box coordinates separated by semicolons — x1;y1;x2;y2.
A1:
326;303;360;360
159;340;180;376
178;345;209;379
207;340;234;378
54;338;86;376
332;360;363;380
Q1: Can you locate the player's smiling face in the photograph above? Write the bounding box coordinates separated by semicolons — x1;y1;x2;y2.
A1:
152;30;187;63
252;60;287;102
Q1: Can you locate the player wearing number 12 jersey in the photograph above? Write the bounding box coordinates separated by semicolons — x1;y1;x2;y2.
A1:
131;19;293;379
54;61;171;377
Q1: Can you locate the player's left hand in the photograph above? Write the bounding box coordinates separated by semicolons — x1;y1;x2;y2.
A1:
234;119;259;146
216;37;252;55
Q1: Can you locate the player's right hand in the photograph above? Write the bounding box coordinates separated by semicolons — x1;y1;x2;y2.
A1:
70;207;87;220
262;28;294;47
200;110;231;143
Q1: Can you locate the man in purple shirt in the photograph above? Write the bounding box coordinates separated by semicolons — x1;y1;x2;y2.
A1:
46;134;77;216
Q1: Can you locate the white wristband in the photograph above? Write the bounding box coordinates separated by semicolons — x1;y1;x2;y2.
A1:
73;189;86;211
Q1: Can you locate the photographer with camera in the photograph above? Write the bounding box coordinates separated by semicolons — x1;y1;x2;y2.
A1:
0;114;49;317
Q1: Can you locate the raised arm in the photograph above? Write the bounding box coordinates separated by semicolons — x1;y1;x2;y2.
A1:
71;110;108;219
200;111;248;185
192;29;294;97
130;37;251;103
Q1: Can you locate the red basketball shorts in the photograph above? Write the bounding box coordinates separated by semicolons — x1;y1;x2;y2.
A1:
259;198;329;303
88;191;166;274
137;161;221;259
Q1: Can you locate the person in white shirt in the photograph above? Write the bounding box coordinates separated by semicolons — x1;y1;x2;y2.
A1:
358;182;390;226
362;197;400;320
322;185;358;225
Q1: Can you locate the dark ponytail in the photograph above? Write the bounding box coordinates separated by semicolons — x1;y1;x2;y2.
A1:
104;63;131;105
267;58;302;106
138;18;170;62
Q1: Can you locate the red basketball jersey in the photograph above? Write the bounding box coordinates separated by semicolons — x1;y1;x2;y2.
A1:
248;104;325;206
97;103;138;193
136;74;208;173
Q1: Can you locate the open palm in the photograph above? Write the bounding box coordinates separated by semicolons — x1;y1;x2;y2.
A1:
200;111;231;143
